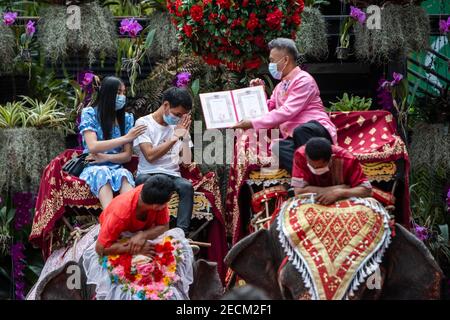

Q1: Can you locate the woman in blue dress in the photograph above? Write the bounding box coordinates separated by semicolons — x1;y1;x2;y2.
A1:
78;76;147;208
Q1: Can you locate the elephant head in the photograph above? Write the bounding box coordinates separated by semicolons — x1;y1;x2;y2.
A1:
225;222;443;300
34;258;223;300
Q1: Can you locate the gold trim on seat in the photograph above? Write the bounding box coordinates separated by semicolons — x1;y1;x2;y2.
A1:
168;192;214;221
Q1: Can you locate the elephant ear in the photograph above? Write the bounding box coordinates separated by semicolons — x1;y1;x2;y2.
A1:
224;229;282;299
382;224;443;299
35;260;86;300
189;259;223;300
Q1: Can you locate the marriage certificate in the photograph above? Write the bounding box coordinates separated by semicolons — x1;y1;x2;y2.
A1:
200;85;269;129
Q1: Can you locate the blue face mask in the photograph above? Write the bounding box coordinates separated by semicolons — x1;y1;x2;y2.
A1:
163;112;180;125
268;57;287;80
115;95;126;110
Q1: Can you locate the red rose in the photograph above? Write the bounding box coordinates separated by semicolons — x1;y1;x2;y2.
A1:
231;18;242;29
217;0;231;9
183;24;193;37
253;35;266;48
291;13;301;25
153;268;163;282
244;57;262;70
175;0;184;17
190;5;204;23
203;54;221;66
203;0;212;4
266;7;283;30
233;48;241;55
209;13;218;21
220;14;227;23
246;13;259;32
242;0;249;7
163;241;174;252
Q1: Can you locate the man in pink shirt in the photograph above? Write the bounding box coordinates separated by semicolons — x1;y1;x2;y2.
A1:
234;38;337;173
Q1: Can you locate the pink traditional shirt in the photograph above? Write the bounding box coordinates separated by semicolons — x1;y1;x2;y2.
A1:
251;66;337;144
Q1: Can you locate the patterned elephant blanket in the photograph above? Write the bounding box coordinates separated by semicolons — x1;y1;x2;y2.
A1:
277;196;392;300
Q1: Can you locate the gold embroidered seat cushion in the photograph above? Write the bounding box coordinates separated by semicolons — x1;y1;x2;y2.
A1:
277;196;391;300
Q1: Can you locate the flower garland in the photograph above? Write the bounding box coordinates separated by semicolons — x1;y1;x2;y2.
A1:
166;0;305;72
100;236;184;300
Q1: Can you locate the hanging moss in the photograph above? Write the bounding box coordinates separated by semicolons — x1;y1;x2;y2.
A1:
0;24;16;75
295;7;328;61
0;128;65;193
145;11;180;61
38;2;117;65
354;4;429;65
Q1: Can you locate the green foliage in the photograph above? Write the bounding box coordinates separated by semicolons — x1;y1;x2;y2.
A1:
38;2;117;65
410;165;450;265
304;0;330;6
21;95;73;131
329;93;372;112
409;88;450;125
145;11;180;61
296;7;328;61
0;95;74;132
100;0;163;16
0;205;14;256
0;101;27;128
0;127;66;193
354;4;430;65
0;24;16;75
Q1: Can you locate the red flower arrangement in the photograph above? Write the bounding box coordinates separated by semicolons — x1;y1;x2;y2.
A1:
166;0;305;72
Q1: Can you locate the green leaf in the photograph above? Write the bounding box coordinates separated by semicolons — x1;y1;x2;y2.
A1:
438;224;449;243
191;79;200;96
144;29;156;49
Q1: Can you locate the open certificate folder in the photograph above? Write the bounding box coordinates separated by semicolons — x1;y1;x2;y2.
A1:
199;85;269;129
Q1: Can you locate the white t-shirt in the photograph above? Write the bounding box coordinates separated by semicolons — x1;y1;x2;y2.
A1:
133;114;193;177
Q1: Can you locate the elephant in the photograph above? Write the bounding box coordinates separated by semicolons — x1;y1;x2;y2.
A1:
32;258;224;300
225;222;443;300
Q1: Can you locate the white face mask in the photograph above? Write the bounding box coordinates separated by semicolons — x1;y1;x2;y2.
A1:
307;162;330;175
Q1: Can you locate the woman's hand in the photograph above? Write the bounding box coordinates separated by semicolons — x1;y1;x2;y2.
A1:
124;124;147;143
86;153;109;164
249;78;265;88
128;232;147;255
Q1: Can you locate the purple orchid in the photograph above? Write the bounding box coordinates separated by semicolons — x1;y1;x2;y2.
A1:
377;78;394;111
11;242;26;300
439;17;450;34
381;72;404;89
25;20;36;37
350;6;366;25
13;192;35;230
119;18;143;38
81;72;94;87
414;224;429;242
3;12;18;26
173;72;191;88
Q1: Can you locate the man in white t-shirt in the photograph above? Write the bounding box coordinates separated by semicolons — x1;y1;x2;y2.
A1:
133;87;194;235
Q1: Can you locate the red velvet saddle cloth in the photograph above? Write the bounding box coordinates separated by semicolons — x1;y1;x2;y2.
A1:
276;196;392;300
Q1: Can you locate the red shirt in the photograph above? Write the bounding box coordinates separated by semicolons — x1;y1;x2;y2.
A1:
291;145;371;189
97;185;170;248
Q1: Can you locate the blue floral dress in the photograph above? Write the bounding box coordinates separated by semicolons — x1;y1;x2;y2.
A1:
78;107;135;197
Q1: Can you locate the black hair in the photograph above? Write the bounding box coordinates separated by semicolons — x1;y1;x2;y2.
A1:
268;38;300;61
141;174;176;204
305;137;332;161
162;87;193;111
93;76;125;140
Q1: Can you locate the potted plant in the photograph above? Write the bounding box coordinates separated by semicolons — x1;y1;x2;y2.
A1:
0;95;72;193
38;1;117;65
328;93;372;111
166;0;305;72
336;6;367;60
295;0;329;61
0;12;16;75
353;4;429;64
